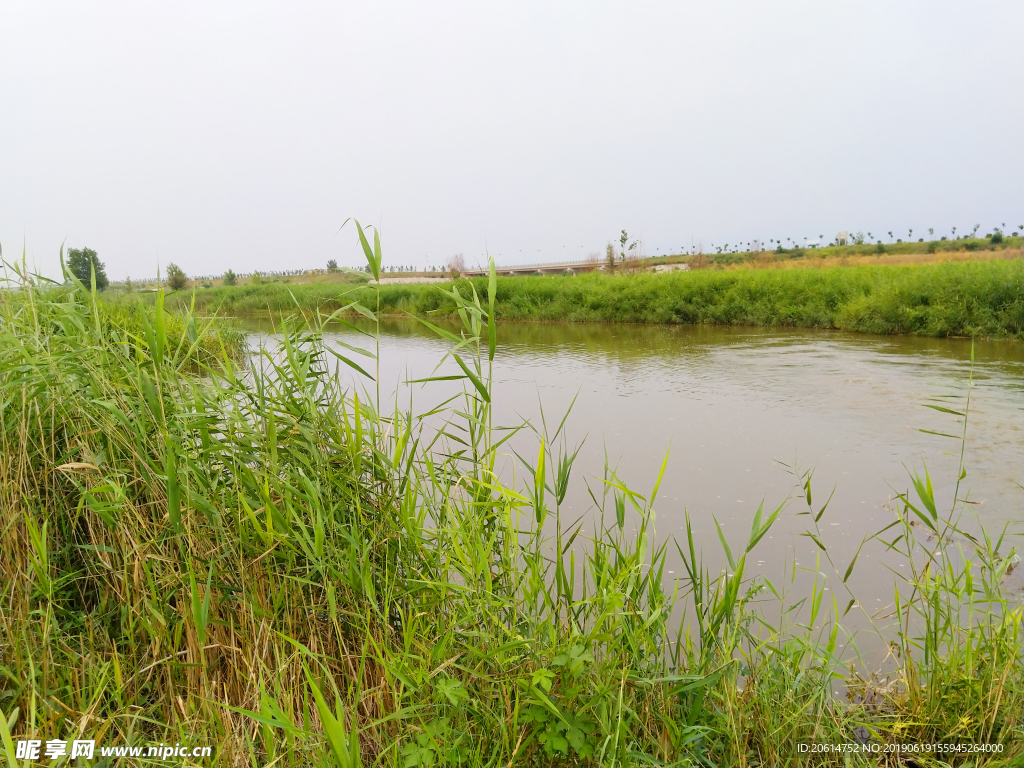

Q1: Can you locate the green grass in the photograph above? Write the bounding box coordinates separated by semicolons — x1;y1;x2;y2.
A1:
2;241;1022;766
166;258;1023;339
654;235;1024;265
667;234;1019;264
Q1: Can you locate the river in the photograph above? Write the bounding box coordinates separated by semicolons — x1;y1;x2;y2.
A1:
242;317;1023;663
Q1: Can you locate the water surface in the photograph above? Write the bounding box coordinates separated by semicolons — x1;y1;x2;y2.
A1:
243;318;1024;660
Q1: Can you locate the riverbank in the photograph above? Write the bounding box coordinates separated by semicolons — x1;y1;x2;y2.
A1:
166;258;1023;338
3;277;1020;766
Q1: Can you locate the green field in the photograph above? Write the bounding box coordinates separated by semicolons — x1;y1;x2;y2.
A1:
650;234;1024;267
3;260;1021;765
166;258;1024;338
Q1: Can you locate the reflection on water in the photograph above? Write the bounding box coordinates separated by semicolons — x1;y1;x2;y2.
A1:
241;316;1024;650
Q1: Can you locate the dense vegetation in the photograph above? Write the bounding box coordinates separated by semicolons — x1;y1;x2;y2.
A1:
168;258;1023;338
654;234;1023;268
2;247;1021;765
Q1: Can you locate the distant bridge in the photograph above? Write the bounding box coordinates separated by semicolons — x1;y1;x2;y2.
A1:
462;258;605;277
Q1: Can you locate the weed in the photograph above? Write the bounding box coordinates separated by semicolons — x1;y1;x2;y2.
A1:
1;242;1020;766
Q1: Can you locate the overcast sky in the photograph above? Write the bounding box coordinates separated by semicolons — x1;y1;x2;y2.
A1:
2;1;1021;279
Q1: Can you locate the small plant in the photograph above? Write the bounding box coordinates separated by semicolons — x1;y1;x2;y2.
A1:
619;230;640;263
605;242;616;272
446;253;466;279
124;276;134;292
251;270;263;285
166;262;188;290
223;269;237;286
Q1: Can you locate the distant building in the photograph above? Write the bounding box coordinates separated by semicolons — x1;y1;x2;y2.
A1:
751;239;762;251
837;231;849;245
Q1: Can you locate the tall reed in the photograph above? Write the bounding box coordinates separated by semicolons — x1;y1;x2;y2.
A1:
1;240;1020;766
165;258;1024;339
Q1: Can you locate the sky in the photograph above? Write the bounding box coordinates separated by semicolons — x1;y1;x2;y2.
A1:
2;1;1021;280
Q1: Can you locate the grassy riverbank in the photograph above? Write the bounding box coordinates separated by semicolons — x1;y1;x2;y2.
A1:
3;249;1021;765
168;258;1023;338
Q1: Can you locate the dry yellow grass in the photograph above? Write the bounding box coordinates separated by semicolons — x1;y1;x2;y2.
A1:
724;246;1022;271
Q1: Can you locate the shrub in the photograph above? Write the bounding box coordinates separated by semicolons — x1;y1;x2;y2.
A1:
991;229;1004;244
327;259;338;271
875;243;886;254
447;254;466;279
223;269;237;286
927;241;938;253
166;263;188;290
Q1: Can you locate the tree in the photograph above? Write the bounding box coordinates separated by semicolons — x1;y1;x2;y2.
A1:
605;243;616;272
223;269;237;286
446;254;466;278
327;259;338;271
619;230;638;262
67;247;109;290
166;263;187;290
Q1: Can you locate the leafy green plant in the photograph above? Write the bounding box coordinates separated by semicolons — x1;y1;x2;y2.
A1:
66;246;109;290
166;262;187;290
